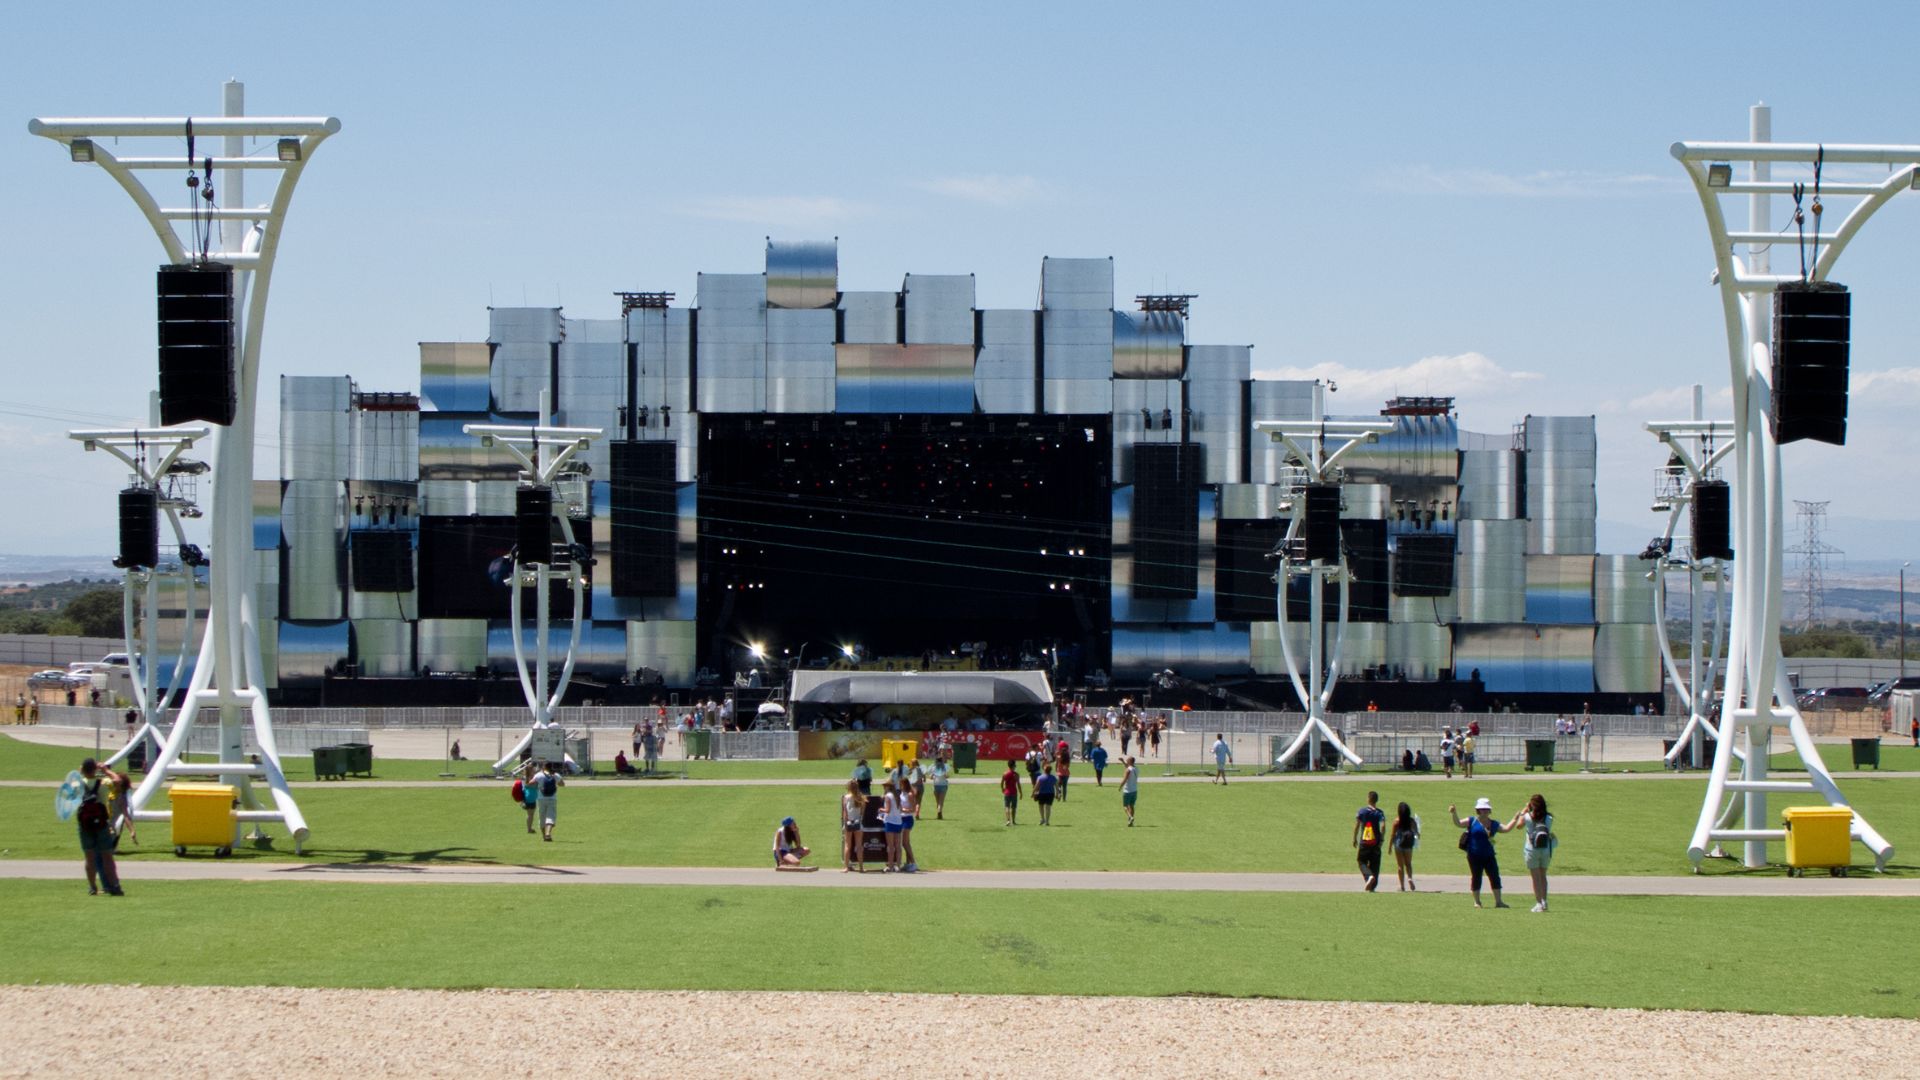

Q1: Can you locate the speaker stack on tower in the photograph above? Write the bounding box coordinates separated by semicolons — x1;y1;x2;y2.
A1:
1301;483;1342;563
156;263;236;426
1690;480;1733;562
516;486;554;565
1771;280;1850;446
115;487;159;570
1131;443;1204;599
610;441;679;597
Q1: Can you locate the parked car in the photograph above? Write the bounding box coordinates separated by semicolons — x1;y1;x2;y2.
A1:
26;669;86;690
1868;677;1920;705
1802;686;1872;710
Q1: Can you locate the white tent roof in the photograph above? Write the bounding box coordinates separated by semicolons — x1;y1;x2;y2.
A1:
788;670;1053;707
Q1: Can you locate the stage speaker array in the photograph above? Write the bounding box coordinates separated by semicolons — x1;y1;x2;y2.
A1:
1342;520;1389;621
611;441;679;597
115;486;159;570
1132;443;1203;599
1392;533;1456;597
516;486;554;565
1771;280;1849;446
1301;483;1342;563
1690;480;1733;562
350;530;415;593
156;263;236;426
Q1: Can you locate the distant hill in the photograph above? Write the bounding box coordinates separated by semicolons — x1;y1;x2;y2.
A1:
0;554;118;586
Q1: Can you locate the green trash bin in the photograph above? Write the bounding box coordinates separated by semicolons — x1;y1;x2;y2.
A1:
1524;738;1556;771
1851;738;1881;770
686;729;712;760
312;746;346;780
339;742;374;776
951;742;978;773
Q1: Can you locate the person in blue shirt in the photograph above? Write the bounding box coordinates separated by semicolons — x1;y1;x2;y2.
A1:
1091;742;1110;786
1450;797;1511;909
1352;790;1386;892
851;758;872;797
1033;763;1057;825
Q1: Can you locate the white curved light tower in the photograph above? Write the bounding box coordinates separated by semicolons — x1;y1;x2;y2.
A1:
1255;386;1393;770
1643;387;1735;773
1671;105;1910;870
464;419;603;773
69;423;208;770
31;83;339;849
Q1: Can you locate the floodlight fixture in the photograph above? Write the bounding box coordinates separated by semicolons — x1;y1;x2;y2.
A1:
1706;163;1733;188
1910;166;1920;191
276;138;301;162
68;138;94;163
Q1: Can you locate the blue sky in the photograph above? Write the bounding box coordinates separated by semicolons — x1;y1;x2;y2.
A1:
5;3;1920;560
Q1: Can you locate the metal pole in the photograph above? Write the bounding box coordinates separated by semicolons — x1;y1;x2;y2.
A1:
1900;563;1908;680
1739;103;1774;869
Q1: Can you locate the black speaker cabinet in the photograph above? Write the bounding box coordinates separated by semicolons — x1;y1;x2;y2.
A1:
156;263;236;426
1392;533;1456;597
116;487;159;570
516;486;554;564
1690;480;1733;561
1771;280;1849;446
1301;483;1341;563
350;530;415;593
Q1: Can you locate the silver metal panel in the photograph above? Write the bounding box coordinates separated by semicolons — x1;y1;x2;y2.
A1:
835;344;973;413
696;273;767;310
1341;483;1391;519
903;274;975;345
1453;625;1595;694
1250;621;1310;676
696;306;766;346
349;406;420;482
979;309;1036;345
255;556;278;691
417;618;488;674
417;415;522;478
1386;622;1453;680
1220;483;1286;520
419;342;491;413
1040;257;1113;310
697;376;765;414
1339;415;1458;484
276;620;349;689
626;619;698;686
1338;622;1388;673
766;240;837;310
1043;378;1111;415
1046;343;1113;380
975;343;1034;382
767;307;837;346
1111;625;1251;681
1524;555;1595;624
1522;415;1597;453
1390;593;1458;624
418;478;518;518
974;379;1035;413
1455;519;1525;624
1188;345;1251;383
351;618;415;677
1248;380;1320;484
254;480;281;550
1110;380;1178;483
556;335;623;476
489;341;549;414
1187;379;1245;485
281;376;350;481
1458;449;1520;519
1112;311;1183;378
629;307;693;423
1043;307;1114;342
838;291;898;344
281;480;344;620
768;376;836;413
488;307;562;343
1595;624;1662;694
1593;555;1656;624
485;620;630;683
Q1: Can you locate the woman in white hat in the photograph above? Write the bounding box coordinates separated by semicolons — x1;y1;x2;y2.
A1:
1448;797;1510;909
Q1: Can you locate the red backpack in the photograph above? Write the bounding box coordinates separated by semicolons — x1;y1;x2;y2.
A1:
510;779;525;804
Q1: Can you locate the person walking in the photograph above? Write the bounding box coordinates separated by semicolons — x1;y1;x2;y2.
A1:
908;757;927;810
852;758;873;797
1460;731;1477;779
841;780;867;872
1450;797;1510;909
1055;746;1071;802
1389;801;1420;891
1353;790;1386;892
1911;714;1918;748
930;753;952;820
1091;741;1109;786
880;780;905;871
1440;728;1456;779
1120;755;1140;826
75;758;125;896
1000;759;1023;826
532;761;564;841
899;781;921;872
1033;763;1057;825
1211;734;1233;784
1507;793;1557;912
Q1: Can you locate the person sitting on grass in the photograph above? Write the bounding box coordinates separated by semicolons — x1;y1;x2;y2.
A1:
614;750;639;775
773;817;814;871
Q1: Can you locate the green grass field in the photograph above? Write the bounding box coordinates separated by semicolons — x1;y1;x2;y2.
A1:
2;879;1912;1016
4;763;1913;877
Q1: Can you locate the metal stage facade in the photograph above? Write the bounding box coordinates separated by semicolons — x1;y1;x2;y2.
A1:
258;241;1661;707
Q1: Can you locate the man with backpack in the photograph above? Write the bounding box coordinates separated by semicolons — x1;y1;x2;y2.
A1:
1353;789;1386;892
76;758;125;896
532;761;564;841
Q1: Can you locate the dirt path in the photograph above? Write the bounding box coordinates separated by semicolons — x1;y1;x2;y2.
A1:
2;986;1912;1078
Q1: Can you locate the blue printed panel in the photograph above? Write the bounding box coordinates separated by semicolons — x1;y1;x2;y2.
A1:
836;344;974;413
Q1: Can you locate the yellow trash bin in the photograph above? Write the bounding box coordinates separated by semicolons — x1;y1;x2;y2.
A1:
170;782;238;854
1783;805;1854;875
881;738;920;771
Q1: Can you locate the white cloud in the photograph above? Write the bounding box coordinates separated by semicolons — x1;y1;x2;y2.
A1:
676;195;864;228
1620;383;1734;416
917;174;1044;206
1254;351;1542;403
1851;367;1920;405
1382;166;1684;198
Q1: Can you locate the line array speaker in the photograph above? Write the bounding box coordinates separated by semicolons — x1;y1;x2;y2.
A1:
350;530;415;593
1690;480;1733;562
1301;483;1341;563
156;263;236;426
611;441;679;597
516;486;553;564
1131;443;1203;599
1771;280;1849;446
1392;533;1456;597
115;487;159;570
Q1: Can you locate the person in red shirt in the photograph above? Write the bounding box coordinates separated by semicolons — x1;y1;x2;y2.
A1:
1000;759;1023;826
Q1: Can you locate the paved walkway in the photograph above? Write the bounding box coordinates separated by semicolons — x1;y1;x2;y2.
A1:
2;858;1910;896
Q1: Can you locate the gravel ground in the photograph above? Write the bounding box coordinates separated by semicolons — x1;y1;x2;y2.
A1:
3;986;1915;1078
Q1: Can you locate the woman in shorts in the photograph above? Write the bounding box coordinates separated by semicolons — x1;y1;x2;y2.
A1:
881;780;905;872
1388;800;1420;891
898;780;919;873
773;817;811;870
930;753;952;820
1507;793;1556;912
841;780;867;872
1033;763;1057;825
